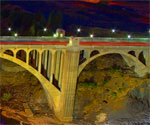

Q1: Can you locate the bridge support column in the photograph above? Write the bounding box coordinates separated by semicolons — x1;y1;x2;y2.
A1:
14;50;17;58
50;51;56;83
47;51;51;80
55;51;61;80
55;37;80;121
36;52;38;68
145;51;150;68
135;50;141;57
42;51;45;68
33;50;35;60
26;51;29;64
44;51;48;70
38;52;42;73
58;52;64;89
84;50;91;59
56;49;79;121
121;55;134;67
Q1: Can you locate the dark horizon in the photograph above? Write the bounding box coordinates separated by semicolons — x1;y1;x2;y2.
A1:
1;0;150;36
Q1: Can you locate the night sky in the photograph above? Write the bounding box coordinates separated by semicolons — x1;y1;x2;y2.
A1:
1;0;150;34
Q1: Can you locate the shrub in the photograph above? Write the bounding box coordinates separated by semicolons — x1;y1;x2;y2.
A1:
1;93;12;101
120;72;124;77
110;92;117;97
118;88;122;93
109;68;117;74
80;82;98;89
102;80;108;86
109;68;121;74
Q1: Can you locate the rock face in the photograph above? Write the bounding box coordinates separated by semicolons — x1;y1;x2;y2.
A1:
75;54;150;123
95;112;107;124
0;58;26;72
128;83;150;107
0;59;63;125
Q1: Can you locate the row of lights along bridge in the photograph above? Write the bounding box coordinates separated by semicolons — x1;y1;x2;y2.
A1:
7;27;150;39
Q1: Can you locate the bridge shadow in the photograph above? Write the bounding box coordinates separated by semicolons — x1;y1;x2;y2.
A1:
41;64;60;91
52;75;60;91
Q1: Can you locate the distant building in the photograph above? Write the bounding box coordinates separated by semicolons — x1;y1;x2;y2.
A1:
56;28;65;38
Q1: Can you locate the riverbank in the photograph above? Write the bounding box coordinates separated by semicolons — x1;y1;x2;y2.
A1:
0;55;150;124
74;54;150;124
0;59;63;125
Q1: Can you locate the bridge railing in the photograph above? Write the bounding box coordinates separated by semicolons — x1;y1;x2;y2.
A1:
0;36;69;41
0;36;150;43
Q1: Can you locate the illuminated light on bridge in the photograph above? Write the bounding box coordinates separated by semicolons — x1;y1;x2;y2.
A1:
8;27;11;31
128;34;131;39
43;28;47;32
77;28;81;33
112;29;116;33
90;34;94;38
14;33;18;37
53;34;57;38
149;29;150;33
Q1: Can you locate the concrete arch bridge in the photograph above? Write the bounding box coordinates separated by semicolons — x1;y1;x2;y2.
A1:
0;36;150;121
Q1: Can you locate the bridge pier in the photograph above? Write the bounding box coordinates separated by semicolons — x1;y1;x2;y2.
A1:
55;49;79;121
54;38;80;121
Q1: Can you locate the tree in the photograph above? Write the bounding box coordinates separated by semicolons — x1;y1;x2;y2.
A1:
28;25;35;36
47;10;63;33
34;12;46;36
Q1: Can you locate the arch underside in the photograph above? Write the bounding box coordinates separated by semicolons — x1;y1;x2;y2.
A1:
78;51;149;77
0;53;60;109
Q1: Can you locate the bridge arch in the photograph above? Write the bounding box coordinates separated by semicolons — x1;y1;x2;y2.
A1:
90;50;100;57
16;49;26;62
128;50;136;57
3;49;14;56
0;53;61;110
78;51;147;77
138;51;146;65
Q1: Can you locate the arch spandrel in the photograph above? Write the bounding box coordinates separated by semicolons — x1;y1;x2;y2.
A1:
78;51;148;77
0;53;61;109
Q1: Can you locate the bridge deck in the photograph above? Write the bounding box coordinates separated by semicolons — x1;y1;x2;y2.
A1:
0;36;150;46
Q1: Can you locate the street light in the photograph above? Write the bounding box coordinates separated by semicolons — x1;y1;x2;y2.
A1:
127;34;131;39
14;33;18;37
90;34;94;38
53;34;57;38
43;28;47;32
112;29;116;33
8;27;11;31
77;28;81;33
